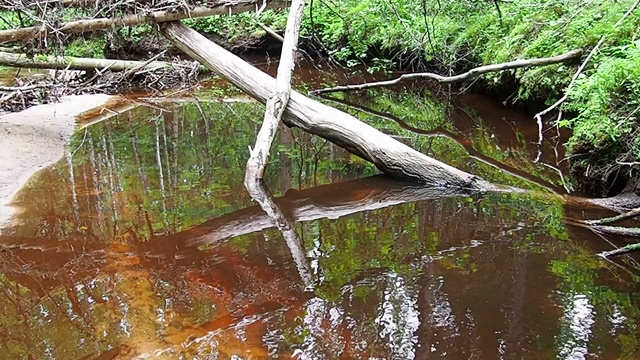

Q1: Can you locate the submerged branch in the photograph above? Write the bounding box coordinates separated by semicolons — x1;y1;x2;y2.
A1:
319;94;567;194
584;207;640;226
309;49;583;95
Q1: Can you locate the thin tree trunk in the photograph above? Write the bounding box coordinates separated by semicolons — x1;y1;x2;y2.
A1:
245;0;305;184
160;21;486;188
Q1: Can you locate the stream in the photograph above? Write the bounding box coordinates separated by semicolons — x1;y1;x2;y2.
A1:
0;62;639;359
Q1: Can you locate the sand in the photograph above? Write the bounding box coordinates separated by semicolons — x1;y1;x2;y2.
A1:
0;94;115;226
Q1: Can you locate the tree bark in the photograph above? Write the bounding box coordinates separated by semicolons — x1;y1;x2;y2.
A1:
0;0;284;44
310;49;583;95
0;51;202;72
160;21;487;188
245;0;304;183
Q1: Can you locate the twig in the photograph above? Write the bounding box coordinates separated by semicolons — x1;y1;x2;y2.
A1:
309;49;583;95
533;0;640;123
0;83;56;91
256;21;284;42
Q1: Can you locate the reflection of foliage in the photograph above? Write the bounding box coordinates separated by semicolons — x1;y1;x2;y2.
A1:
9;100;369;242
1;83;638;358
327;87;566;192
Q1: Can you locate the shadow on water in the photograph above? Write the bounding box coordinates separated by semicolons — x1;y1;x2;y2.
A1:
0;66;639;359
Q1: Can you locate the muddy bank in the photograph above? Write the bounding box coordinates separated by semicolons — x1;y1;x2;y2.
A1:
0;94;116;227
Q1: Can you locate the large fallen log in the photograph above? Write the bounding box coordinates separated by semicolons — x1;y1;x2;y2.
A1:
160;21;487;188
0;0;284;44
0;51;203;72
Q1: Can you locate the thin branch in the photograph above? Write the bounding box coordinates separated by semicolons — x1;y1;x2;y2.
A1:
310;49;583;95
244;0;305;183
533;0;640;122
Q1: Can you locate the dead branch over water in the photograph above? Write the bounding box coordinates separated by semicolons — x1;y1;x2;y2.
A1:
309;49;583;95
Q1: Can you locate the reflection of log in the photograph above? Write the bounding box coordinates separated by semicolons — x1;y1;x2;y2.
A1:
160;21;487;188
151;176;479;252
0;0;283;44
0;176;478;257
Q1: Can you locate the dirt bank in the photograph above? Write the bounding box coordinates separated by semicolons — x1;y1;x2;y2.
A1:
0;94;116;227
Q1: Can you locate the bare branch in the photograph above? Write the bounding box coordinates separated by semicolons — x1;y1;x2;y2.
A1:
309;49;583;95
534;0;640;122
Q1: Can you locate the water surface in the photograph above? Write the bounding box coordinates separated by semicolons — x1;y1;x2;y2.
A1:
0;66;639;359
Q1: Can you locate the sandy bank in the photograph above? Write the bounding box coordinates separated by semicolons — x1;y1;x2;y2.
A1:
0;94;115;227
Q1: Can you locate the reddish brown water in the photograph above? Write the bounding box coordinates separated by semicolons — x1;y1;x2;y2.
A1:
0;64;639;359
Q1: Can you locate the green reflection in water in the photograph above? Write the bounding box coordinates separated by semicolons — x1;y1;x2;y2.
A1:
0;87;638;359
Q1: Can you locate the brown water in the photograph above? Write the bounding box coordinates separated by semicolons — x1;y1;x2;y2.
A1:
0;65;639;359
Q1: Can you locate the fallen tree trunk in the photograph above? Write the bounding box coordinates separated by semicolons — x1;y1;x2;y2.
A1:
0;0;284;44
310;49;583;95
160;21;486;188
0;51;203;72
319;94;568;194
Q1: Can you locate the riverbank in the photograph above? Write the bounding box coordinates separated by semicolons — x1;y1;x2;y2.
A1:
297;0;640;197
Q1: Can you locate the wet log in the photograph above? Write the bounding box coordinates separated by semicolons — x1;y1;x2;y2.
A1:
0;0;284;44
0;51;202;72
160;21;487;188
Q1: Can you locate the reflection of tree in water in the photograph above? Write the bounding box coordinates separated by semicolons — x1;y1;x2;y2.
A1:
0;97;638;358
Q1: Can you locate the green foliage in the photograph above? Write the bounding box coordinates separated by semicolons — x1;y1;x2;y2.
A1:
566;41;640;153
64;38;105;58
184;10;288;43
